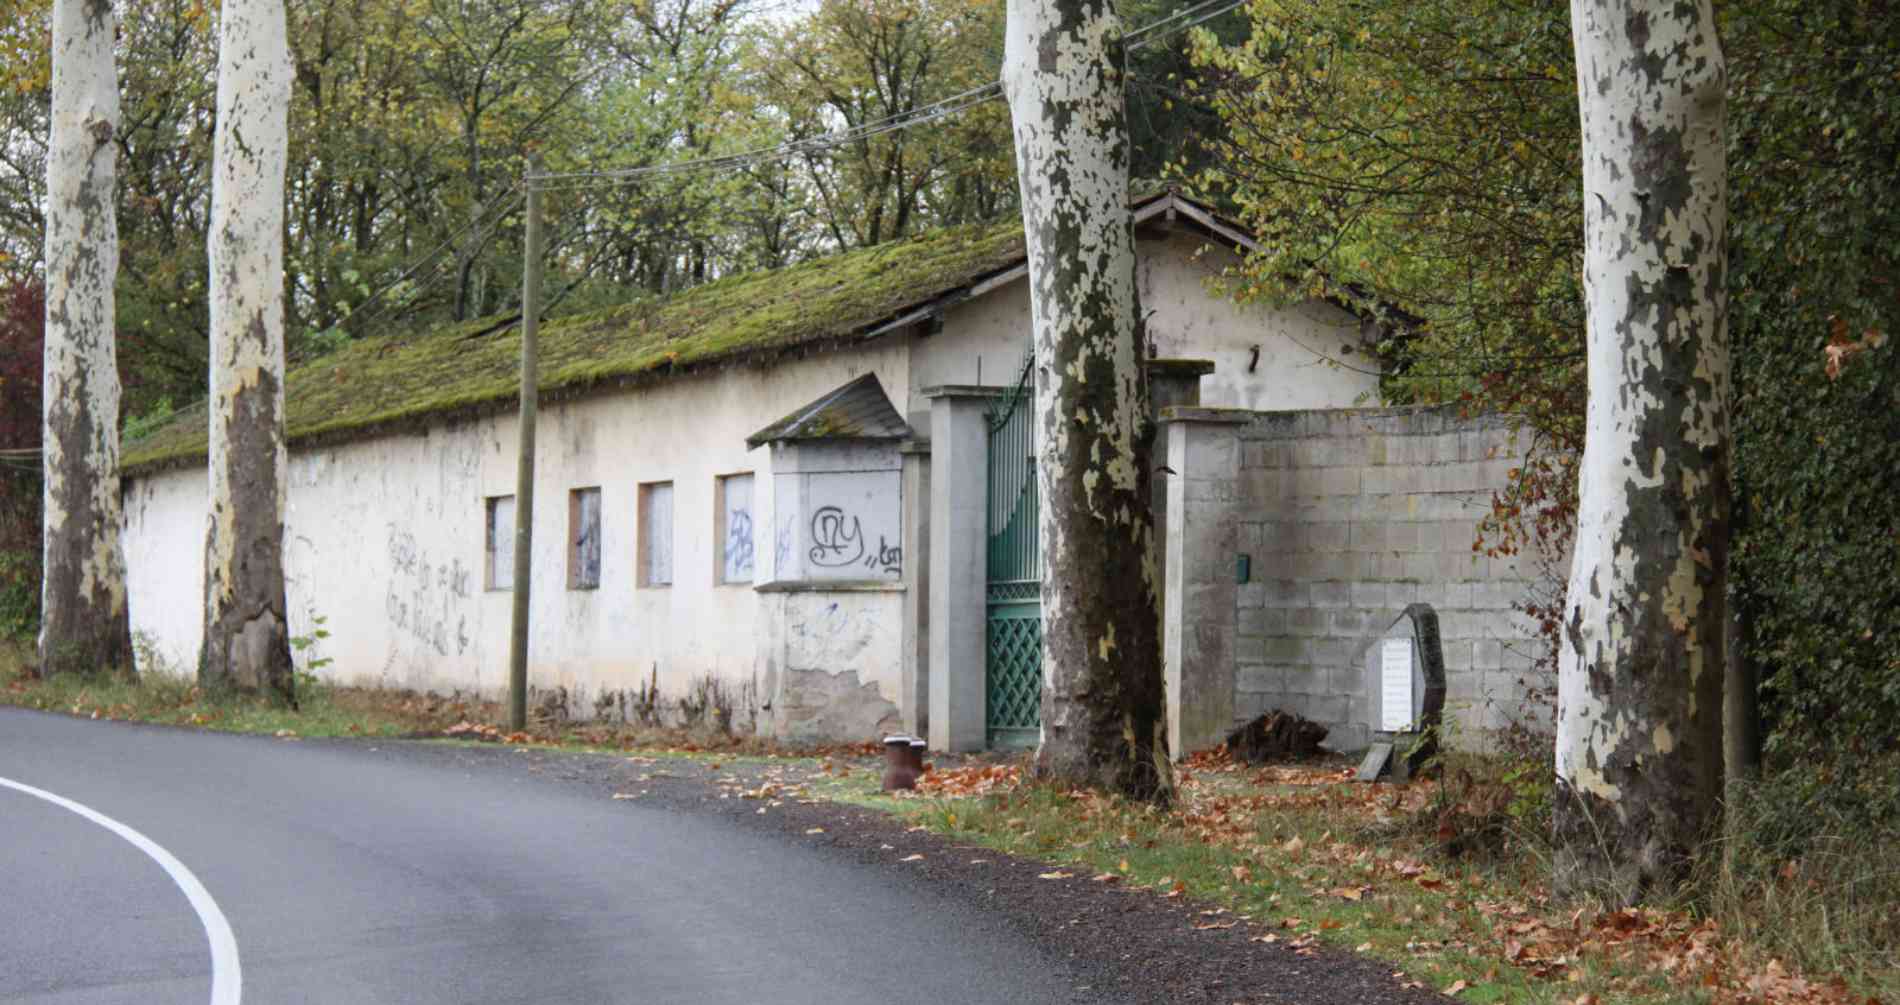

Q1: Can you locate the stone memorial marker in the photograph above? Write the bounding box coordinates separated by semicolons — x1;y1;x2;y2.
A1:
1357;603;1447;781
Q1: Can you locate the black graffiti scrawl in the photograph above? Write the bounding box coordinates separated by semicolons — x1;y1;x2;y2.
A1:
807;505;900;576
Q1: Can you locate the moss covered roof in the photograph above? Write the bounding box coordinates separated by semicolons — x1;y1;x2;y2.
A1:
121;217;1029;475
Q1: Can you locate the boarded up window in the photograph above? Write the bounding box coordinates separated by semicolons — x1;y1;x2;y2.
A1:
486;495;515;591
640;481;673;587
569;487;601;590
716;473;755;585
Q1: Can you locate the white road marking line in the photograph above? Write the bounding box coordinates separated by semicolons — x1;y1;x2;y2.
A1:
0;776;242;1005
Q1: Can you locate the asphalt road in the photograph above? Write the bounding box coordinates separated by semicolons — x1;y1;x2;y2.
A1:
0;709;1104;1004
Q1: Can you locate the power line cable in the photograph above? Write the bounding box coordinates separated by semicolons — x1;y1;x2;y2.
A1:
343;0;1249;319
533;0;1250;192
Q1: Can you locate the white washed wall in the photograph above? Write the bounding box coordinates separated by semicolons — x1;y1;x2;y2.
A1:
1140;234;1381;411
907;233;1382;416
123;341;912;723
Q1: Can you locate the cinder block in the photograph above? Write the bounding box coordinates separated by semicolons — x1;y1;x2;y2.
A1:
1327;664;1365;698
1305;695;1349;726
1188;430;1239;473
1260;606;1289;634
1473;638;1503;671
1438;551;1481;581
1261;578;1303;605
1308;522;1349;553
1237;607;1267;637
1233;691;1273;721
1282;662;1322;694
1439;520;1477;555
1331;608;1369;636
1237;582;1266;608
1237;663;1277;693
1241;469;1281;504
1288;606;1326;637
1348;522;1385;552
1385;582;1419;608
1320;467;1362;497
1312;638;1351;669
1233;636;1266;664
1387;522;1419;553
1310;581;1352;608
1441;582;1474;609
1351;552;1382;579
1264;636;1306;663
1351;580;1386;608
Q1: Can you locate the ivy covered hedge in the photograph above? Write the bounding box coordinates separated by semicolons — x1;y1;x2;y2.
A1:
1728;0;1900;760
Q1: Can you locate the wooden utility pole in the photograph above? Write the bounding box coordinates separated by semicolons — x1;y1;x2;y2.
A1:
508;160;543;732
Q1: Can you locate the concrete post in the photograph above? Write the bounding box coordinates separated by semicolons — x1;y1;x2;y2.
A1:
923;386;1001;751
899;438;931;736
1161;407;1249;759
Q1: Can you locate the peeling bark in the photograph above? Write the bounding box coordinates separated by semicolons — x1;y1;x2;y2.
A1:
1556;0;1729;902
39;0;133;677
202;0;295;701
1001;0;1171;803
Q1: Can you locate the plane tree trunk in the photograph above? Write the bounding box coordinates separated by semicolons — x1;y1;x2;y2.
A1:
202;0;295;702
40;0;133;678
1000;0;1171;803
1555;0;1730;903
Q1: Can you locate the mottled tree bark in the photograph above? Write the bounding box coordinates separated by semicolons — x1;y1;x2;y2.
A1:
1556;0;1729;902
1001;0;1171;803
40;0;133;677
202;0;295;701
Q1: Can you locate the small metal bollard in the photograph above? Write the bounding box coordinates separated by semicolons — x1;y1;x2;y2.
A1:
908;738;927;778
882;734;921;791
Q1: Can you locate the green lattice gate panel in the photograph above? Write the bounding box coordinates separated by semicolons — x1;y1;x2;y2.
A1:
985;352;1042;749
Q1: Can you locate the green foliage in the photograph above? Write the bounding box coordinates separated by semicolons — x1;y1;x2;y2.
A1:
288;613;333;694
750;0;1015;247
0;549;37;642
1724;0;1900;760
1183;0;1585;425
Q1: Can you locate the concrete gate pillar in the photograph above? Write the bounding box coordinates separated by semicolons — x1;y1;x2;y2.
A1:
922;386;1001;752
1161;407;1250;759
899;438;931;737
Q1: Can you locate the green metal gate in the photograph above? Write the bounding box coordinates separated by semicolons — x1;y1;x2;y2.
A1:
985;353;1042;748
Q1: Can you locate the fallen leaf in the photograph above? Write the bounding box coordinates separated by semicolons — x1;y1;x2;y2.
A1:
899;854;925;862
1443;980;1470;996
1039;870;1074;880
804;827;825;835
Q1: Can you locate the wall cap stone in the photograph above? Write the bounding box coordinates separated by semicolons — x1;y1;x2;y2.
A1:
1158;405;1253;425
919;384;1010;400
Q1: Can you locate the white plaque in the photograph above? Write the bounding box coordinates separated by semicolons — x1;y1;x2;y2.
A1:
1380;638;1414;732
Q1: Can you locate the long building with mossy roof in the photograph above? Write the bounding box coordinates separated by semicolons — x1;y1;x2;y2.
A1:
118;191;1536;756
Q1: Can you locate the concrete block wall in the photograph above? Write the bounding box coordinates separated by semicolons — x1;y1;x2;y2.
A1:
1195;405;1544;752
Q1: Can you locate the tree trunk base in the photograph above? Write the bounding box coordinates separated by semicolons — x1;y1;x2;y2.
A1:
1551;780;1699;907
201;607;294;704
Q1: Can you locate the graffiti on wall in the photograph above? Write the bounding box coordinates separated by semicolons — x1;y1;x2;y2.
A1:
384;524;472;656
725;509;755;580
806;505;901;577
